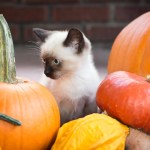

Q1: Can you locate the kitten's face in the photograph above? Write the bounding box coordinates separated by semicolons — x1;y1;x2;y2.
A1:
33;28;91;80
41;55;63;79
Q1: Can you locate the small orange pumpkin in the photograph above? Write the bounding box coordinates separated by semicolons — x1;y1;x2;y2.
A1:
0;15;60;150
108;12;150;77
96;71;150;133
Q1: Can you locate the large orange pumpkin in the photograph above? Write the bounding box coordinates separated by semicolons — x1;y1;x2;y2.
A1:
0;15;60;150
108;12;150;77
96;71;150;134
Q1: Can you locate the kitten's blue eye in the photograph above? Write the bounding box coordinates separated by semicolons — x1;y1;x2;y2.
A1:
53;59;60;65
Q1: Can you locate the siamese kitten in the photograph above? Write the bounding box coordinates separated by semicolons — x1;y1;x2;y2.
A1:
33;28;100;124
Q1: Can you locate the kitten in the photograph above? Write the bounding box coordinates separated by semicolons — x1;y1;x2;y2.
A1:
33;28;100;125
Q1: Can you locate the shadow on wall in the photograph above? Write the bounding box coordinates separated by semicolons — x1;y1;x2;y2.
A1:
0;0;150;46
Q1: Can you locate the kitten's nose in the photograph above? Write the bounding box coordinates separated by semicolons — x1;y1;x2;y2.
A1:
44;67;52;77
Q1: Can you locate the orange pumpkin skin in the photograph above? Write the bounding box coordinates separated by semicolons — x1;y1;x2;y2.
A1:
96;71;150;133
108;12;150;77
0;80;60;150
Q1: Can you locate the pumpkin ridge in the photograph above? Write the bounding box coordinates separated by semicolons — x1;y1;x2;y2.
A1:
38;84;60;134
25;84;49;124
37;85;60;128
108;23;137;73
0;86;7;148
28;84;60;148
15;85;25;149
120;17;148;73
138;27;150;76
16;83;47;149
28;84;52;121
0;85;21;126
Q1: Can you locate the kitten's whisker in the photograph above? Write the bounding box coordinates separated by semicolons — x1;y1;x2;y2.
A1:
25;42;41;56
25;44;40;49
26;51;40;56
26;47;40;51
25;41;41;50
27;41;41;46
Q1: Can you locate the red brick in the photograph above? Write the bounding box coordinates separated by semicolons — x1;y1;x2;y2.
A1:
83;0;140;3
23;0;56;4
10;25;21;42
23;0;79;3
0;6;49;23
52;6;109;22
115;6;150;22
57;0;79;3
85;26;124;43
0;0;16;3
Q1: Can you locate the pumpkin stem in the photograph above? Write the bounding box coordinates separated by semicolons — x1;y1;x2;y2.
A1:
0;14;17;83
146;75;150;83
0;113;21;126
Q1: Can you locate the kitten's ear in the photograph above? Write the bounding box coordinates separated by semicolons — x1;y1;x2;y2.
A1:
64;28;85;54
33;28;50;42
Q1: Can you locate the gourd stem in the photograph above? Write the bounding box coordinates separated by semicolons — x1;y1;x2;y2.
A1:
0;14;17;83
0;15;22;126
0;113;21;126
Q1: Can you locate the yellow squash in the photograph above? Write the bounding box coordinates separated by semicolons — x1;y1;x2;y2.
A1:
52;114;129;150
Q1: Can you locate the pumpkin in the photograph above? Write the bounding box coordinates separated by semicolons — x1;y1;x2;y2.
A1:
0;15;60;150
51;114;129;150
108;12;150;77
96;71;150;133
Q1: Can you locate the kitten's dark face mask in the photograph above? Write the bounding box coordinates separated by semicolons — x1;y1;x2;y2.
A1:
43;57;63;80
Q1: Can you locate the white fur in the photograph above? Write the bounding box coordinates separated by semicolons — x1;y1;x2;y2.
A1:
39;30;100;124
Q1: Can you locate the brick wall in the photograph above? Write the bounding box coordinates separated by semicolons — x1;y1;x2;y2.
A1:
0;0;150;45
